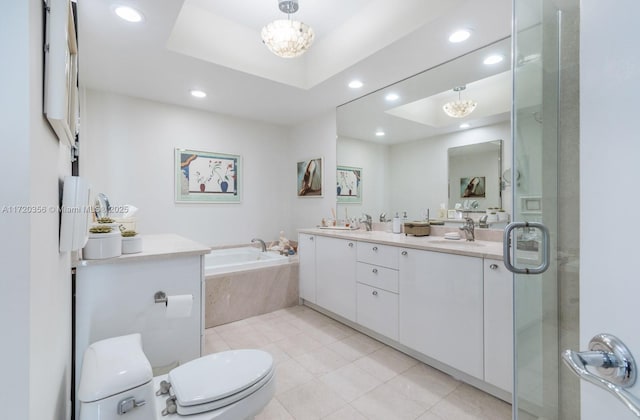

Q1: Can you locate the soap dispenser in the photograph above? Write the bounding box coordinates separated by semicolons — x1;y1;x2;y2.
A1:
392;212;402;234
401;211;408;234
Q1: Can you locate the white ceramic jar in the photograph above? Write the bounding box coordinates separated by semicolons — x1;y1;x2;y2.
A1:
83;231;122;259
121;236;142;254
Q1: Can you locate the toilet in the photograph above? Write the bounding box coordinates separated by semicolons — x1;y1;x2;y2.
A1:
77;334;275;420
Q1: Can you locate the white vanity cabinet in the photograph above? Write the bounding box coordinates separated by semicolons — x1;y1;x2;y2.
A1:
297;229;512;401
315;236;357;321
398;247;484;379
483;259;513;393
298;233;317;303
356;242;400;340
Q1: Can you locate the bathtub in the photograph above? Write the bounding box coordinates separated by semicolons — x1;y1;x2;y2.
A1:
204;246;298;328
204;247;289;276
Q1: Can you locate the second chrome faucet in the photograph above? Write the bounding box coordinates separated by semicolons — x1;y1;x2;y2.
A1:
251;238;267;252
459;218;475;241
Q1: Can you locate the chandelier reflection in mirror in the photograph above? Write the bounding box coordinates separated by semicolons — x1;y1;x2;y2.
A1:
443;86;478;118
261;0;315;58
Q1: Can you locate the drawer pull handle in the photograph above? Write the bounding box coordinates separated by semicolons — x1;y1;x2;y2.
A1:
372;246;378;251
348;242;354;247
372;290;378;296
401;250;408;256
310;236;314;241
490;263;499;270
372;268;378;274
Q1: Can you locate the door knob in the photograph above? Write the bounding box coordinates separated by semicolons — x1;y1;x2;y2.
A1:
562;333;640;416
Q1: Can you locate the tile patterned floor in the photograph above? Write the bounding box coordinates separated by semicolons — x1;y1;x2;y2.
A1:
204;305;512;420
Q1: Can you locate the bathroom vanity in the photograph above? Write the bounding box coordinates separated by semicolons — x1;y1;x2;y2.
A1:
298;228;513;401
73;234;210;417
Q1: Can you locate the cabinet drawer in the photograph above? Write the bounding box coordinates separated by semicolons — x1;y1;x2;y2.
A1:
356;283;398;340
356;262;398;293
357;242;398;269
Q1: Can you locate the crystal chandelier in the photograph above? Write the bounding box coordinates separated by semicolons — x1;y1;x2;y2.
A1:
261;0;314;58
443;86;477;118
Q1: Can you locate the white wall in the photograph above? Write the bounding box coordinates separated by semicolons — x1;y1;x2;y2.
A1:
388;121;511;220
288;111;338;230
1;1;73;419
1;2;31;418
337;136;390;219
82;90;294;246
580;1;640;419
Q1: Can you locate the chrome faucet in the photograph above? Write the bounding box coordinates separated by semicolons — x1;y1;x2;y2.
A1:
251;238;266;252
362;214;373;231
459;218;475;241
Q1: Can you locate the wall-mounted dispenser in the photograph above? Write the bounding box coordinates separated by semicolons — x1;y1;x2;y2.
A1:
59;176;90;252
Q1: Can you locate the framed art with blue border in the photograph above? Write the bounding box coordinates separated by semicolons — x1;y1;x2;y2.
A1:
175;148;241;203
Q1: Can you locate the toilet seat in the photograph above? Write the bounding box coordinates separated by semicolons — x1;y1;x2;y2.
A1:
168;349;274;416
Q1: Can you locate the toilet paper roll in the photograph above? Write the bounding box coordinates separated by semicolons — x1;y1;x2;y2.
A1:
165;294;193;319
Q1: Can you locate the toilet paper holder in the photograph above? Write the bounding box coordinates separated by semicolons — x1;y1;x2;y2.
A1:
154;291;168;305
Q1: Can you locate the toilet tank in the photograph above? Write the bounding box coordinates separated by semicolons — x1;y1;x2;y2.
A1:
78;334;156;420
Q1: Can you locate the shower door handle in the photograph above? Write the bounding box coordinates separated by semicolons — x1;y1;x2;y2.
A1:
503;221;550;274
562;334;640;417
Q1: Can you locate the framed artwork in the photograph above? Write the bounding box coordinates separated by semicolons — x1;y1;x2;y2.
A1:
175;148;241;203
460;176;486;198
297;158;323;197
336;166;362;203
44;0;79;148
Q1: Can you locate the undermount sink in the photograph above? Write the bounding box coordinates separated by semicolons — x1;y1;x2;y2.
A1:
428;239;486;247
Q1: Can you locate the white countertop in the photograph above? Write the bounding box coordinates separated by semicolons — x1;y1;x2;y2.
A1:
76;234;211;267
298;228;504;260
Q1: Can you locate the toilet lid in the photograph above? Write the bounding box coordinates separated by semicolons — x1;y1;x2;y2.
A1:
169;349;273;411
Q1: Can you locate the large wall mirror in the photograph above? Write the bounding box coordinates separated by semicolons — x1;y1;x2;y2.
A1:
336;37;512;223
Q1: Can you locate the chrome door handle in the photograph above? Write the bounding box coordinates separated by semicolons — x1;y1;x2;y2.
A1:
503;221;550;274
562;334;640;417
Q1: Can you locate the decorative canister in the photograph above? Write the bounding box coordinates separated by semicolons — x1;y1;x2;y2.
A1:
83;231;122;259
121;235;143;254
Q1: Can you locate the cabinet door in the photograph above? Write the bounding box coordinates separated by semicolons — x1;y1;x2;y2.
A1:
315;236;357;321
399;248;484;379
298;233;316;303
484;259;513;393
357;283;399;340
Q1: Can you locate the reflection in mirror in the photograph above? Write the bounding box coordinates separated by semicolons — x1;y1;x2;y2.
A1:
336;38;512;223
448;140;502;212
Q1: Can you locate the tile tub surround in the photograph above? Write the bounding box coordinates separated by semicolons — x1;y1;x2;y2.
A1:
205;260;299;328
204;305;511;420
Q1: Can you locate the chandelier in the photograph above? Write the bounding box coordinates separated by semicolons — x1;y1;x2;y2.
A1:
261;0;315;58
443;86;477;118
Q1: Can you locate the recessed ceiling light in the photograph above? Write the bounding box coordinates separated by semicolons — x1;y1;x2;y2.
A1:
484;54;504;65
385;93;399;101
114;6;143;23
459;123;471;129
375;130;385;137
190;90;207;98
448;29;471;43
348;80;363;89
